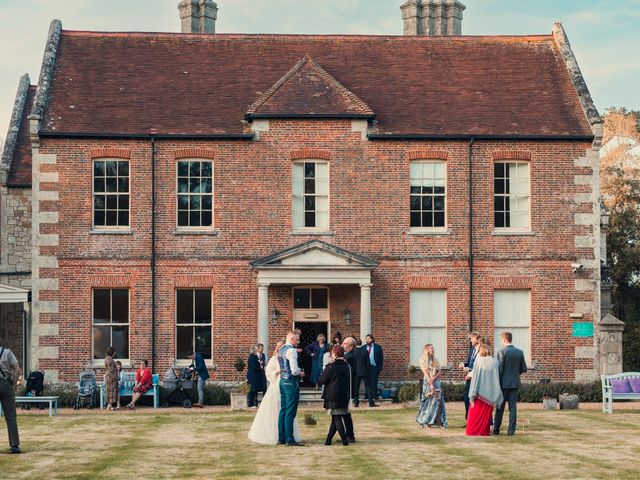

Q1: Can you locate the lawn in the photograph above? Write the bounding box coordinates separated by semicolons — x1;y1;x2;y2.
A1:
1;402;638;480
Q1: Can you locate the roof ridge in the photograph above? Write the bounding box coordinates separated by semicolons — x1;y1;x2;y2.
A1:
246;55;374;117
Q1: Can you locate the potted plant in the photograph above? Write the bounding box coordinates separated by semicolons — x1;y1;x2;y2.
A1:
230;357;248;410
540;379;557;410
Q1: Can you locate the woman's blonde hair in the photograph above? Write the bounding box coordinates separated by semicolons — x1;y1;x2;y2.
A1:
273;340;285;356
478;343;492;357
419;344;440;370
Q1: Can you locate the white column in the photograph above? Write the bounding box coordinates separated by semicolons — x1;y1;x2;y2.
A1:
258;283;270;349
360;283;372;340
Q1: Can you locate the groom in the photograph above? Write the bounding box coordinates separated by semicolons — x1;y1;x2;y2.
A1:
278;331;305;446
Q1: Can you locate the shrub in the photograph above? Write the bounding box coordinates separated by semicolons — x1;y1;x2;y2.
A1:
234;358;246;372
398;383;421;403
441;382;466;401
517;381;601;403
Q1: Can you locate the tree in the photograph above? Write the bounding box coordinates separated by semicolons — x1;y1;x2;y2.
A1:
602;108;640;370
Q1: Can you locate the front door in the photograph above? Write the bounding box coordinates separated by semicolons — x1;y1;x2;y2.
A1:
293;321;329;387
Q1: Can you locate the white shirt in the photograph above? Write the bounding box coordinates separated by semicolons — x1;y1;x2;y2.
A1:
285;344;302;376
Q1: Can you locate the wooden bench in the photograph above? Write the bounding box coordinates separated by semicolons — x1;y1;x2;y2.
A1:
601;372;640;414
0;396;59;417
99;372;159;409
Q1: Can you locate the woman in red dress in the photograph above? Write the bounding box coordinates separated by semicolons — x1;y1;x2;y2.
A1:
465;343;503;436
127;359;153;410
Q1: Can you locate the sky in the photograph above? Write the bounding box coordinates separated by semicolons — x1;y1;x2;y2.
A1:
1;0;639;140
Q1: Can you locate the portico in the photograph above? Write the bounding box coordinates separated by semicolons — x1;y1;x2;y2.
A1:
250;241;378;349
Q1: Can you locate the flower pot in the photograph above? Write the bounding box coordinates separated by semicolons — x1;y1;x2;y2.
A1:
230;392;247;411
542;397;557;410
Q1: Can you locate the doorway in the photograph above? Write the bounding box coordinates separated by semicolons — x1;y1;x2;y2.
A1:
293;321;328;387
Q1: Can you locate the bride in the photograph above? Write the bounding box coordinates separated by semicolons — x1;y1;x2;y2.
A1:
248;341;302;445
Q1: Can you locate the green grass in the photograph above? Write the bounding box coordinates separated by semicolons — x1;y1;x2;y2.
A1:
1;403;639;480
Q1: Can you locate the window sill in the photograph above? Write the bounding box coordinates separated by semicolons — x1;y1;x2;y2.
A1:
290;230;334;236
90;229;133;235
89;360;134;369
174;229;220;236
492;230;534;236
174;359;218;370
407;228;451;236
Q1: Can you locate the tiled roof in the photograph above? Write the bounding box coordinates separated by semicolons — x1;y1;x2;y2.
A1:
7;86;36;187
246;56;375;119
39;32;593;137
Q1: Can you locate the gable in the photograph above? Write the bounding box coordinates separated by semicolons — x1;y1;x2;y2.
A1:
252;240;378;269
246;56;375;119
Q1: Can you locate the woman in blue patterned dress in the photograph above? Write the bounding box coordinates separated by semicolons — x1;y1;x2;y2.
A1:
416;344;447;428
306;334;329;388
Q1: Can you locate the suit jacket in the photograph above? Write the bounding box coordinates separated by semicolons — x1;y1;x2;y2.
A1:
247;353;266;391
354;346;371;377
465;345;478;371
367;343;384;371
318;358;351;410
193;352;210;381
497;344;527;389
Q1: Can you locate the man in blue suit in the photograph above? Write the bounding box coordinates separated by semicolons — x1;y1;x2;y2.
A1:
493;331;527;436
247;343;267;408
365;334;383;401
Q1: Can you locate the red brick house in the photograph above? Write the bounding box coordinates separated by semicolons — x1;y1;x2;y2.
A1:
1;0;606;384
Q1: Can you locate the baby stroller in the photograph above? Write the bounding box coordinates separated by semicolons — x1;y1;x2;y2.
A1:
21;370;45;410
163;367;195;408
73;370;97;410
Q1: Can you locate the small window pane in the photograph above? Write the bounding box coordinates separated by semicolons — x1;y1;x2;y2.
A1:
410;212;421;227
201;162;212;177
190;161;201;177
106;211;118;225
93;289;111;323
118;211;129;226
434;211;445;227
305;212;316;228
311;288;328;309
410;162;422;180
111;289;129;323
106;195;117;209
93;326;110;359
195;326;212;359
194;290;212;324
410;196;420;211
118;177;129;193
201;211;212;227
112;326;129;359
94;195;106;210
494;163;504;177
304;162;315;177
94;161;105;177
94;178;105;192
305;179;315;194
118;195;129;210
178;195;189;209
105;161;117;176
434;197;445;211
178;178;189;193
423;162;434;179
178;161;189;177
177;290;194;323
190;195;201;210
117;161;129;176
304;196;315;210
190;211;200;226
105;178;117;192
178;211;189;226
94;211;105;226
190;178;201;193
200;178;212;193
202;196;212;210
495;212;504;228
294;289;310;309
176;327;194;360
422;212;433;227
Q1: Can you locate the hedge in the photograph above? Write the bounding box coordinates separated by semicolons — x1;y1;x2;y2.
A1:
396;381;602;404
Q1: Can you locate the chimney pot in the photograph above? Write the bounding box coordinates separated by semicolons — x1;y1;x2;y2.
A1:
179;0;218;34
401;0;466;36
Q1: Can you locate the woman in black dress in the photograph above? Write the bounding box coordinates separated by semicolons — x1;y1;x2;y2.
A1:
318;345;352;446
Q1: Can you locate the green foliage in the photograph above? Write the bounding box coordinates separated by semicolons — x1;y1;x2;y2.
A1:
397;383;421;403
623;323;640;371
234;358;246;372
441;382;466;401
42;383;80;407
516;381;601;403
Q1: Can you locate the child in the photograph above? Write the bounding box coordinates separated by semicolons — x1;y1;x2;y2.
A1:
115;361;124;410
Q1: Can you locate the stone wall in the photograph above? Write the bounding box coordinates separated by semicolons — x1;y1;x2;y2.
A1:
0;186;32;288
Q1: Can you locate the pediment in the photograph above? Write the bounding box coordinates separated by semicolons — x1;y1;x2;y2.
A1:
246;56;375;119
251;240;377;269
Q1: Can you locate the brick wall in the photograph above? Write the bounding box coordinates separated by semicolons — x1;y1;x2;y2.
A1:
32;119;598;382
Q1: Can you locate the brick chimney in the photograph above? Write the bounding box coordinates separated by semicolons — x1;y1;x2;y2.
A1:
178;0;218;34
401;0;466;36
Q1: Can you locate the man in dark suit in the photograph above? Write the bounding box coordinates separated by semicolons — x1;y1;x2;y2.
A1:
458;332;480;420
493;331;528;436
365;334;383;401
247;343;267;408
354;339;376;407
341;337;358;443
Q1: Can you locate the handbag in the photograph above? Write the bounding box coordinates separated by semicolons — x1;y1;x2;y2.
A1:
347;363;354;412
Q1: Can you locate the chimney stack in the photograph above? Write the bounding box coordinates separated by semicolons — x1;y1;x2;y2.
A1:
178;0;218;34
401;0;466;36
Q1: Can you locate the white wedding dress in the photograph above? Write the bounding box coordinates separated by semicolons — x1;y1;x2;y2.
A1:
248;355;302;445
